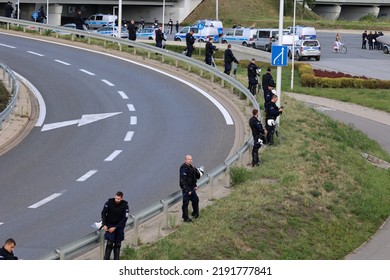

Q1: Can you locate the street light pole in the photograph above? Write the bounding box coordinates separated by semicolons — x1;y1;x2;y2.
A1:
290;0;297;90
162;0;165;32
46;0;49;24
118;0;123;38
216;0;218;20
276;0;284;109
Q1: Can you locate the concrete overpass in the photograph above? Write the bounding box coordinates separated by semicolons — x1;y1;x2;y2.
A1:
312;0;390;20
2;0;202;26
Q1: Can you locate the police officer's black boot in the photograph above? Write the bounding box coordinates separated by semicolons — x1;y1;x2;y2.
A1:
113;242;121;260
104;240;114;260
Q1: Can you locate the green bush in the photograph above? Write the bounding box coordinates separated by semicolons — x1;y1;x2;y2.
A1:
0;81;10;112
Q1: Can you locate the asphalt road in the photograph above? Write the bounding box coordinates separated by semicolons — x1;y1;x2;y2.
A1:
0;33;235;259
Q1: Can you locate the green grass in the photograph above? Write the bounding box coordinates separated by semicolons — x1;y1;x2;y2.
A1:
0;82;9;112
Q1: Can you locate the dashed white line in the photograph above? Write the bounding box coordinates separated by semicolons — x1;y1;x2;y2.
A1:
117;91;129;99
27;51;44;56
0;222;3;226
28;193;63;209
79;69;96;76
130;116;137;125
0;43;16;48
104;150;123;161
124;131;134;141
77;170;98;182
54;59;71;65
127;104;135;111
101;79;115;86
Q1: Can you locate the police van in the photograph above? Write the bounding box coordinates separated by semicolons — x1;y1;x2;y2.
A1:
222;27;259;47
193;19;224;37
174;25;219;42
288;26;317;40
252;28;289;52
85;14;117;29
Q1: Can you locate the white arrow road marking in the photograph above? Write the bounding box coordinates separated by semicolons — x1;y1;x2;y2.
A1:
77;170;97;182
104;150;123;161
41;112;122;131
28;192;64;209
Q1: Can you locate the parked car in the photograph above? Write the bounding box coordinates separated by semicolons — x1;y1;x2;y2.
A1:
193;19;224;37
289;39;321;61
137;27;156;40
376;35;390;54
221;27;258;47
92;26;128;38
85;14;117;29
252;28;288;52
51;23;77;35
174;25;219;42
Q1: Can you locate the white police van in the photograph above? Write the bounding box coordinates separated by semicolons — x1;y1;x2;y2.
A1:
174;25;219;42
85;14;117;29
222;27;259;47
193;19;224;37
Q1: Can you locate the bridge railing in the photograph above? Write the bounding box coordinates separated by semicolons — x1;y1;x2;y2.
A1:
0;17;259;260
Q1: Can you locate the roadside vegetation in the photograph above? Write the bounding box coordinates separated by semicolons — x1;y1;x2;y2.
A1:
0;82;9;112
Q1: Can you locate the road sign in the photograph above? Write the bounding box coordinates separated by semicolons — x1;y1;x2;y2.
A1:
197;22;205;30
271;45;288;67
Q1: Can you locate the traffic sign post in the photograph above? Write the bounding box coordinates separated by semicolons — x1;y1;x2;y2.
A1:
197;22;205;56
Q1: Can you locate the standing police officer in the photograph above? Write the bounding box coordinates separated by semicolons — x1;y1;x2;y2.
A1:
205;37;217;66
265;94;283;145
179;155;203;222
247;58;261;96
185;29;196;57
101;191;129;260
249;109;266;167
262;67;274;94
224;44;239;75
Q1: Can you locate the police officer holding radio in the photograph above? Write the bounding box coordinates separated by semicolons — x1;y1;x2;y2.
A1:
265;94;283;145
247;58;261;96
249;109;266;167
179;155;203;222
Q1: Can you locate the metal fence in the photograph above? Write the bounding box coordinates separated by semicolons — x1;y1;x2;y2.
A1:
0;60;19;130
0;17;259;260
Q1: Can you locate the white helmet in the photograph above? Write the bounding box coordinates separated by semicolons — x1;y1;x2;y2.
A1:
256;68;262;75
267;119;275;126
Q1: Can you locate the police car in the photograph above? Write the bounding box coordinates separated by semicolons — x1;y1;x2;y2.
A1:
92;26;128;38
222;27;259;47
137;27;156;40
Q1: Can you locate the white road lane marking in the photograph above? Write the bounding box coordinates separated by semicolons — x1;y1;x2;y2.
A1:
0;222;3;226
101;79;115;86
79;69;96;76
77;170;98;182
117;91;129;99
130;116;137;125
127;104;135;111
27;51;44;56
54;59;71;65
124;131;134;141
0;43;16;48
28;192;63;209
104;150;123;161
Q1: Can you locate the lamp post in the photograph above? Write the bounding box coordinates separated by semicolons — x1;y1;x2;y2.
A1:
276;0;284;109
118;0;123;38
290;0;297;90
216;0;218;20
46;0;49;24
162;0;165;32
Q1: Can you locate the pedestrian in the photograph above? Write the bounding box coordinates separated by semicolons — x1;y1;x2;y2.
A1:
249;109;266;167
265;94;283;145
38;5;46;23
247;58;261;96
140;17;145;29
127;19;137;41
0;238;18;260
205;37;217;66
224;44;239;75
4;1;13;18
175;20;179;33
167;19;173;34
179;155;203;222
155;24;165;48
74;10;86;38
262;67;274;94
101;191;129;260
362;30;367;49
185;29;196;57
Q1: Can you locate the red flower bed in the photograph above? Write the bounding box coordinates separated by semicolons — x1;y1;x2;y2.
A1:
313;69;368;79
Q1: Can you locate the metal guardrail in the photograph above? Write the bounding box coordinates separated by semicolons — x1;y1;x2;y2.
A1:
0;60;19;130
0;17;260;260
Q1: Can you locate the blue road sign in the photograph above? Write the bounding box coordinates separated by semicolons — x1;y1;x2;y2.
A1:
197;22;205;30
271;45;288;67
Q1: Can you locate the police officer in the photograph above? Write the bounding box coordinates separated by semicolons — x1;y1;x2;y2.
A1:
205;37;217;66
185;29;196;57
155;25;165;48
249;109;266;167
0;238;18;260
265;94;283;145
362;30;367;49
262;67;274;94
263;80;276;109
224;44;239;75
247;58;261;96
179;155;203;222
101;191;129;260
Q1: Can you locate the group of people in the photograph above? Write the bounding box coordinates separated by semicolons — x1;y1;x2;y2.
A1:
362;30;384;50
